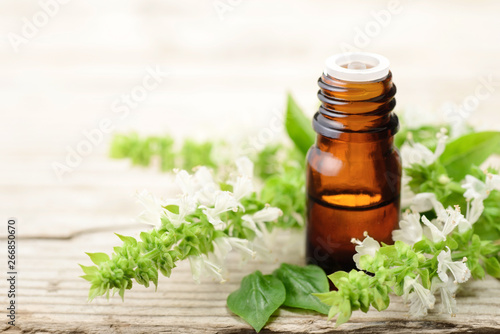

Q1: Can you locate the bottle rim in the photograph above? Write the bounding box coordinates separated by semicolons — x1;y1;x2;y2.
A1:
324;52;390;82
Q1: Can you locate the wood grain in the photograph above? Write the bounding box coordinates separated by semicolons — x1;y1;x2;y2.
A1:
0;229;497;333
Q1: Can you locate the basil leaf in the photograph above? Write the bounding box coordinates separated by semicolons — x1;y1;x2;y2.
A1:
273;263;330;314
439;131;500;181
335;298;352;327
85;252;110;265
313;290;343;313
328;271;349;287
285;94;315;156
484;257;500;278
227;271;285;332
164;204;179;214
371;285;390;312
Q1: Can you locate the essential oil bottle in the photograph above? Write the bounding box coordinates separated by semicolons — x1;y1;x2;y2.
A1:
306;52;402;274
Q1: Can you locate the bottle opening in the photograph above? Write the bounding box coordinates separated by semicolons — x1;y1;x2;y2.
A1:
325;52;390;82
346;61;369;70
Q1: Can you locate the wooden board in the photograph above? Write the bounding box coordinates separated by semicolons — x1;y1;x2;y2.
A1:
0;228;498;333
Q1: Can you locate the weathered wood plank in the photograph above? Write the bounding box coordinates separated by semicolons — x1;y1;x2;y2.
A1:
1;229;498;333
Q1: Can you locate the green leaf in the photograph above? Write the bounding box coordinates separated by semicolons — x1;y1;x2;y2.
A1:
165;204;179;215
313;290;342;309
85;252;110;265
80;274;95;282
358;289;371;313
273;263;330;314
445;236;458;251
79;264;98;275
285;94;315;156
119;285;126;301
328;271;349;287
378;245;397;258
88;283;105;301
439;131;500;181
115;233;138;246
328;304;340;320
371;285;390;311
335;299;352;327
417;268;431;289
227;271;286;332
484;257;500;278
219;182;233;192
471;260;486;279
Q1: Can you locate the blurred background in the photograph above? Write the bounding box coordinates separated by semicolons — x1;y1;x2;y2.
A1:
1;0;500;238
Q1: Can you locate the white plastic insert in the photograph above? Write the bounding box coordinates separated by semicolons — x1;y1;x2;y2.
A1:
324;52;390;82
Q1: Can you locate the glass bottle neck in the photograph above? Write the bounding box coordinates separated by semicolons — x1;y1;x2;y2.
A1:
313;72;399;142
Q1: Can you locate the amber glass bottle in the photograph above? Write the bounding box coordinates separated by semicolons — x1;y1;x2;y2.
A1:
306;53;401;274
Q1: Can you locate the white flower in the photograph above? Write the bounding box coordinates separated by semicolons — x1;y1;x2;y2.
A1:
431;276;459;316
401;142;435;167
403;275;436;317
136;190;166;228
487;173;500;190
462;175;488;200
230;175;254;201
164;194;197;227
242;215;263;238
437;247;471;284
436;203;470;233
228;237;256;258
194;166;215;186
248;237;277;262
465;197;484;227
352;233;380;270
410;192;445;213
401;129;447;168
252;206;283;223
433;128;448;158
392;211;423;245
241;207;282;249
188;254;225;284
408;194;472;236
242;207;282;233
175;167;222;206
211;237;233;265
400;173;416;209
459;172;500;230
457;216;473;233
462;173;500;201
200;191;239;228
201;236;262;282
175;170;197;196
194;167;220;206
236;156;254;177
421;206;463;243
228;157;255;201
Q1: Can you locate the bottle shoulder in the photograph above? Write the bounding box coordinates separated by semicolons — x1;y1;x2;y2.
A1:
307;141;401;175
